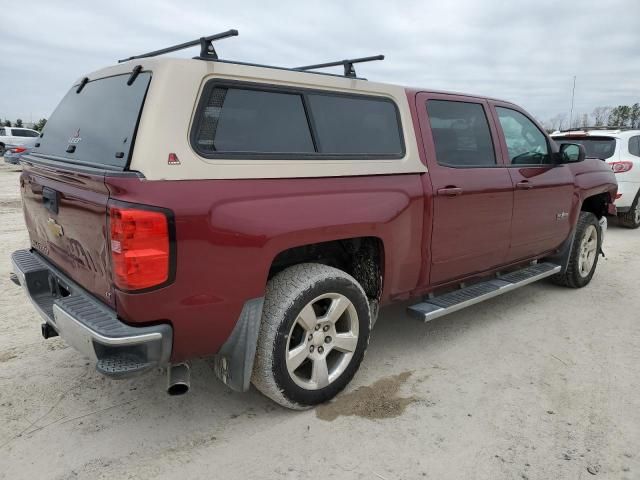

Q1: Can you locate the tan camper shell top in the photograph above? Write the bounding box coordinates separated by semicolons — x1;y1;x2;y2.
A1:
78;58;426;180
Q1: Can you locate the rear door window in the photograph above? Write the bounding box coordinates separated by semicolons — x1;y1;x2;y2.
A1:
12;129;39;137
629;136;640;157
553;136;617;160
34;72;151;170
426;100;496;167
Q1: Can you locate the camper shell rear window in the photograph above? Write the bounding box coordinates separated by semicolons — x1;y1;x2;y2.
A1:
33;72;151;170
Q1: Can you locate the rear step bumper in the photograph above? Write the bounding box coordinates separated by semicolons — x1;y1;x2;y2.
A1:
408;262;561;322
10;249;172;378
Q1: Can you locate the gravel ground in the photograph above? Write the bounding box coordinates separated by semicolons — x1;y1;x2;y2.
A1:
1;161;639;480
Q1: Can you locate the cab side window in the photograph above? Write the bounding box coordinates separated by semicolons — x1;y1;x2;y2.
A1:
426;100;496;167
496;107;551;165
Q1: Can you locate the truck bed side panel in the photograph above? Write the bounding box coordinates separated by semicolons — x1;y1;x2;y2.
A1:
106;174;425;362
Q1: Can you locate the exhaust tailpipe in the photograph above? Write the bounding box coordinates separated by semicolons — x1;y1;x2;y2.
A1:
167;363;190;396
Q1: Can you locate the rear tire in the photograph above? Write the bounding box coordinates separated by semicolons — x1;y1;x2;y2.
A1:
552;211;601;288
251;263;371;409
0;144;5;157
618;191;640;229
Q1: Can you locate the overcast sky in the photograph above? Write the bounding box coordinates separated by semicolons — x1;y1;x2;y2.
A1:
1;0;638;124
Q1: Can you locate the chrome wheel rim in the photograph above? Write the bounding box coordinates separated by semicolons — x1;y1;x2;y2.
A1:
578;225;598;278
285;293;359;391
634;202;640;224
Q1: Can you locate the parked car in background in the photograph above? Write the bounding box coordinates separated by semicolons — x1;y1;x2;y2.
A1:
552;128;640;228
0;126;40;156
3;144;35;165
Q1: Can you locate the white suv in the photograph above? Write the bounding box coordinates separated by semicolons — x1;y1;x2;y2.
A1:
0;126;40;156
552;128;640;228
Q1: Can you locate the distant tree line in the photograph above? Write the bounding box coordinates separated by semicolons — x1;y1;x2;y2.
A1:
541;103;640;132
0;118;47;132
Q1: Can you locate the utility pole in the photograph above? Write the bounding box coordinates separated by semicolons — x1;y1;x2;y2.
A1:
568;76;576;129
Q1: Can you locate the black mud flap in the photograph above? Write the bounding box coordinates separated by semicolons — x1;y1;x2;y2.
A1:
213;297;264;392
545;229;576;275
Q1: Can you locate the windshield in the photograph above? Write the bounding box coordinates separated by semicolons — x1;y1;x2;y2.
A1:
553;136;617;160
34;72;151;170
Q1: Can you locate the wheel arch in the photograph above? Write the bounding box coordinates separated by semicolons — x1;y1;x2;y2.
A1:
267;236;385;303
212;236;386;394
580;191;612;219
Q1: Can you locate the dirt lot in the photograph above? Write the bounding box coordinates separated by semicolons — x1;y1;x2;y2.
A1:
0;161;638;480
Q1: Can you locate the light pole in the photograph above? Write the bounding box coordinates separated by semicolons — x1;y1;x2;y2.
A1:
568;76;576;129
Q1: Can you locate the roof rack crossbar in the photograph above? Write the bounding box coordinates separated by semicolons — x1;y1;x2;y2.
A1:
295;55;384;78
118;29;239;63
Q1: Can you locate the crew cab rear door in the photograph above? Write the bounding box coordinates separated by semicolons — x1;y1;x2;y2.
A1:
488;102;575;262
416;93;513;285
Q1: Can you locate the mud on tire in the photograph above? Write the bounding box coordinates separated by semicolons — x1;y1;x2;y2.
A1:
251;263;371;409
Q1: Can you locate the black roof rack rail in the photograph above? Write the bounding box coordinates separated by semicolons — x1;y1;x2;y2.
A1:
294;55;384;78
117;31;382;81
117;29;239;63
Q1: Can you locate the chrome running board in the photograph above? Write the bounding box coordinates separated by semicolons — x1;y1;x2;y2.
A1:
408;262;561;322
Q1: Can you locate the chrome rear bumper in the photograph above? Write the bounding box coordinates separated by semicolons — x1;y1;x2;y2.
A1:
11;249;172;378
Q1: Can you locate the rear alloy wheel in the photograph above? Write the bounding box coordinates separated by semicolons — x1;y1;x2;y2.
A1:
252;263;371;409
285;292;359;391
552;211;601;288
618;192;640;229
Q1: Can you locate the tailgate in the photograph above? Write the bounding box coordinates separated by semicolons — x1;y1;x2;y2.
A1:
18;70;152;307
20;164;115;307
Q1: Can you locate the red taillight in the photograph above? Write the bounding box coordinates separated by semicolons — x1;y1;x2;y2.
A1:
10;147;27;153
109;204;172;291
609;161;633;173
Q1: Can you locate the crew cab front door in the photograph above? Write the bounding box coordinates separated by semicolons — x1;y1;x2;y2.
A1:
489;103;575;262
417;93;513;285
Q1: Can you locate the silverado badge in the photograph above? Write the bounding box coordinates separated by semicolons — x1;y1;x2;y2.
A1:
47;217;64;237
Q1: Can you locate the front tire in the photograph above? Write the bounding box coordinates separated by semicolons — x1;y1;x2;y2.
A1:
618;191;640;229
552;211;601;288
252;263;371;409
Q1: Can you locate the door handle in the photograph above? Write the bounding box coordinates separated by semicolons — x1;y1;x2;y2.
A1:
437;187;463;197
516;181;533;190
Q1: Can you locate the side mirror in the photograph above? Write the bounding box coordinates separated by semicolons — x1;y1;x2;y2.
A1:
558;143;586;163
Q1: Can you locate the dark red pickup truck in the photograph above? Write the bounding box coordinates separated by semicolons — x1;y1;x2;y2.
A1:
11;38;617;409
